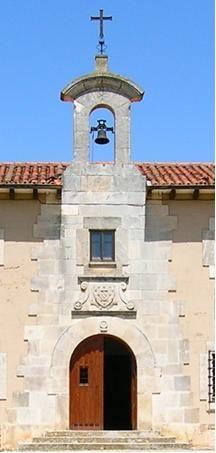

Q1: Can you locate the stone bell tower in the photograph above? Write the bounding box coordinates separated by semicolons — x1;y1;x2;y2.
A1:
61;7;144;164
61;53;144;164
54;12;152;431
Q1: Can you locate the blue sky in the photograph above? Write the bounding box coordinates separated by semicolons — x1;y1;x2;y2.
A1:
0;0;214;162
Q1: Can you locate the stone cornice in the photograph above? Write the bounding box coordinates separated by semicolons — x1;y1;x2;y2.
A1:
61;72;144;102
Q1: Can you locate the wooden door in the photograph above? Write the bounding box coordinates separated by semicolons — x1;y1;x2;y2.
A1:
69;335;104;430
131;355;137;429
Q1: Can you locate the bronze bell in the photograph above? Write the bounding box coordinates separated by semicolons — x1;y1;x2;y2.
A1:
95;128;109;145
91;119;113;145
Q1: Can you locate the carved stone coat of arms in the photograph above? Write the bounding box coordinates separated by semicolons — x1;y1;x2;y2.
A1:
73;280;135;313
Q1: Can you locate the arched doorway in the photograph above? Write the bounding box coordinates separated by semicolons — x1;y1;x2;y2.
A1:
69;334;137;430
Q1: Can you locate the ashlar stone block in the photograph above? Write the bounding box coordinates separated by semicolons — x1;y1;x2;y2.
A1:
161;376;175;391
174;376;191;391
37;214;61;225
24;376;48;392
0;352;7;399
38;259;60;275
200;353;208;400
28;303;38;316
168;341;179;363
179;391;193;407
142;241;172;261
61;205;79;216
31;276;49;292
16;407;41;425
13;391;29;407
145;228;173;241
83;175;112;192
33;224;60;240
179;339;190;364
146;204;169;216
63;174;81;191
162;364;183;375
24;326;44;341
40;204;61;216
83;216;121;229
0;227;4;265
209;216;215;231
184;408;199;423
166;408;184;423
202;238;214;266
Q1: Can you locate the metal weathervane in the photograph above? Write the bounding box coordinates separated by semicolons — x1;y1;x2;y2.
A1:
91;9;112;54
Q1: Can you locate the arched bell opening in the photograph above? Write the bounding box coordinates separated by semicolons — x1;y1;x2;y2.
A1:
69;334;137;430
89;106;115;162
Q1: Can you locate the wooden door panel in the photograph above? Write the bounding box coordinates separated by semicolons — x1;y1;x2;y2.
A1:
70;335;104;429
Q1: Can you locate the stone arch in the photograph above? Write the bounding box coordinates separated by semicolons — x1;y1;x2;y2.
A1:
73;91;131;164
89;105;115;162
50;318;155;374
90;103;115;116
49;318;157;430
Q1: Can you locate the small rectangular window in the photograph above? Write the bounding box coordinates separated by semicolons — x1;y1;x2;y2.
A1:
79;366;88;385
208;350;215;404
90;230;115;262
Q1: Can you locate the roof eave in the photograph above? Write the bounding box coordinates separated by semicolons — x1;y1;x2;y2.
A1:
0;184;61;190
149;185;215;190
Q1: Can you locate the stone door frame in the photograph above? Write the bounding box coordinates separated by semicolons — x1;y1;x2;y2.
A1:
49;317;158;430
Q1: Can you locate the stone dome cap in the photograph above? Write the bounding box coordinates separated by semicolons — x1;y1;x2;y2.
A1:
61;55;144;103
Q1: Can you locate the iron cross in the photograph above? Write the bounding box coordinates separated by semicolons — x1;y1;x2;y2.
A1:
91;9;112;54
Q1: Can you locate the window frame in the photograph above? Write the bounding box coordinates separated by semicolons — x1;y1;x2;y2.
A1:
79;366;89;386
90;230;115;262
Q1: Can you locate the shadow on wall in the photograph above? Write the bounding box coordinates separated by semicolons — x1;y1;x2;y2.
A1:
145;200;214;243
0;198;213;244
0;199;45;242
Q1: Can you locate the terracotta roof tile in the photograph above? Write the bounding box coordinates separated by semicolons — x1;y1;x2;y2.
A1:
137;163;215;187
0;163;68;186
0;162;214;188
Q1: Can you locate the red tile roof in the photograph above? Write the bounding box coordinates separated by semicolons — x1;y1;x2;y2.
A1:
0;162;214;188
138;163;215;187
0;163;68;186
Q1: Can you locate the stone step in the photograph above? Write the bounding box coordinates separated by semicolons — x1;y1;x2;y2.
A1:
45;431;157;436
18;430;192;451
32;436;178;444
19;441;191;451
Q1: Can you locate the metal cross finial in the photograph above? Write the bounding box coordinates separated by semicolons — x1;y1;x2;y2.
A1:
91;9;112;54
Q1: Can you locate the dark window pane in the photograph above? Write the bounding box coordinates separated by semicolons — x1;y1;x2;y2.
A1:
103;231;114;259
91;231;101;260
90;230;115;261
80;367;88;385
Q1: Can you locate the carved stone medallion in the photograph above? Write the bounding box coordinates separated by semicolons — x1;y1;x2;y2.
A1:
93;285;115;309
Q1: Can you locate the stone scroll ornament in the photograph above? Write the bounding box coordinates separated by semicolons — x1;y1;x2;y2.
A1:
74;281;134;311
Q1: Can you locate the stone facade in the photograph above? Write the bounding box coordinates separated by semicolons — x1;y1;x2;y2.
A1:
0;55;214;449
